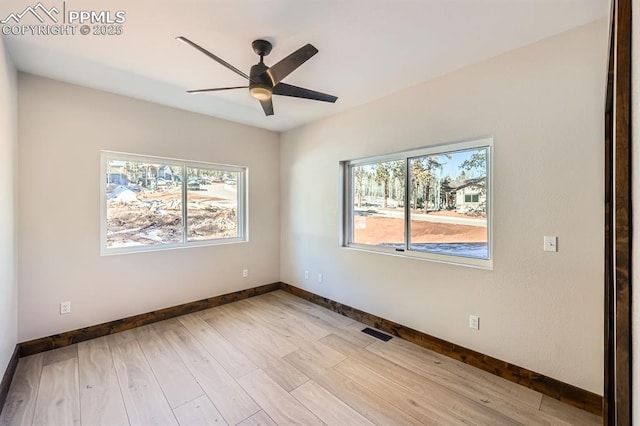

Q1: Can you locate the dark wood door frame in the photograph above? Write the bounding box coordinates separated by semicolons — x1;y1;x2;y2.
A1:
604;0;632;424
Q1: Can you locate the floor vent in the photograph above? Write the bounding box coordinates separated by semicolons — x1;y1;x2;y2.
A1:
361;327;392;341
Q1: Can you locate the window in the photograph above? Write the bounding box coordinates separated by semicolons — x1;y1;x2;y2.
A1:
101;152;247;255
343;138;491;268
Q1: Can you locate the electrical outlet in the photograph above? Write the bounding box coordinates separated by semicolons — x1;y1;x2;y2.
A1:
242;269;249;278
60;301;71;315
304;270;309;280
543;236;558;252
469;315;479;330
317;273;323;283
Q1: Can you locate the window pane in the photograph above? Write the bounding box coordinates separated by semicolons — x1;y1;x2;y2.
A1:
106;160;183;248
351;159;405;248
187;167;239;241
408;148;488;259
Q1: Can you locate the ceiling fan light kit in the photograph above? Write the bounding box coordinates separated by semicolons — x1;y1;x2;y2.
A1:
249;86;271;101
177;36;337;116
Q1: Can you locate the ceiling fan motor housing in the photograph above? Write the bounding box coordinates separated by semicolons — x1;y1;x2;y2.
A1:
249;62;273;100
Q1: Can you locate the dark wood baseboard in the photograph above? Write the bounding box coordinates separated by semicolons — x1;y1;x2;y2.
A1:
0;345;19;415
279;282;603;416
19;282;280;357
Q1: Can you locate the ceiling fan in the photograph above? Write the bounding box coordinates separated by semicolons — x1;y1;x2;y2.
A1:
176;37;338;116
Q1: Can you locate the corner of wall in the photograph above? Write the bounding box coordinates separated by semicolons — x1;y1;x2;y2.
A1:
0;37;19;376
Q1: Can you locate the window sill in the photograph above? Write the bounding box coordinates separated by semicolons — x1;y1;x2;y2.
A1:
342;244;493;270
101;237;248;256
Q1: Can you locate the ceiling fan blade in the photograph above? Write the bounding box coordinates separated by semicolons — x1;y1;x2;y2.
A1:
176;36;249;80
266;44;318;86
259;98;274;116
187;86;248;94
273;83;337;103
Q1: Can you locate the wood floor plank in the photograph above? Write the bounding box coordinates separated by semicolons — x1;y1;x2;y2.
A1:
173;395;226;426
293;339;347;369
196;306;217;321
245;296;331;341
107;328;138;348
377;336;543;408
0;354;43;426
163;326;260;425
77;337;129;426
284;349;423;425
266;291;354;328
32;358;80;426
539;395;602;426
111;339;178;426
335;356;504;425
291;380;374;426
42;344;78;366
209;303;299;357
177;313;258;379
236;410;276;426
202;313;309;392
239;301;346;368
237;369;322;425
261;292;376;347
135;322;204;408
152;317;185;332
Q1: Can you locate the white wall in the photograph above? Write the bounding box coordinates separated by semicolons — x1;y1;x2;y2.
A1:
0;39;18;373
280;20;608;394
17;74;280;341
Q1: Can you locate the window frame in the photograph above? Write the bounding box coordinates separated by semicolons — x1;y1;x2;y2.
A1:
100;151;248;256
341;138;493;269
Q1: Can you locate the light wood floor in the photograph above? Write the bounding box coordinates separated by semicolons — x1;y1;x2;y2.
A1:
1;290;601;425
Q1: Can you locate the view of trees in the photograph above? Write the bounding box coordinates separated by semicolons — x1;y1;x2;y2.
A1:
106;160;237;189
353;148;486;215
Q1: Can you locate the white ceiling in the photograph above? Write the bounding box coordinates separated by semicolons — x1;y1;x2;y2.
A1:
2;0;609;132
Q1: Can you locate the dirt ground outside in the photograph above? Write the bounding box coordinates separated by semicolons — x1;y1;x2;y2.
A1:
354;214;487;245
106;183;238;247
